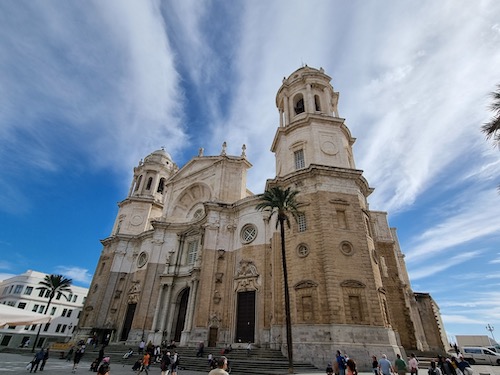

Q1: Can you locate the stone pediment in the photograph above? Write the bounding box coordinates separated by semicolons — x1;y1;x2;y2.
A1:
167;156;226;184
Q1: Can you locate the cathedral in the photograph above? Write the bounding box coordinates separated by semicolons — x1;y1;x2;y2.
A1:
77;66;447;368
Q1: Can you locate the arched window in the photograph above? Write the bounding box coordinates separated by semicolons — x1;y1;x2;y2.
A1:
293;94;305;115
157;178;165;193
134;175;142;191
146;177;153;190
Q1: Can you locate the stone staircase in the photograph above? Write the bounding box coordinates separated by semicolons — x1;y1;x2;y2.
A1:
92;344;320;374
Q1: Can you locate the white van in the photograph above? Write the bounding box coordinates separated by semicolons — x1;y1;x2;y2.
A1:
461;346;500;365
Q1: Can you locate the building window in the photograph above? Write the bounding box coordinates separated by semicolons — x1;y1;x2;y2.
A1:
293;94;305;115
187;241;198;265
45;290;50;298
297;244;309;258
43;323;50;332
24;287;33;296
294;149;305;170
50;307;56;315
137;252;148;268
241;224;257;244
134;175;142;191
314;95;321;111
62;308;68;317
340;241;354;256
146;177;153;190
297;213;307;232
30;325;37;331
55;324;62;333
67;309;72;318
336;209;348;229
73;295;77;303
38;289;44;297
32;304;39;312
61;325;67;333
301;295;313;321
7;301;15;306
56;292;62;300
18;302;27;309
157;178;166;193
38;305;45;313
193;208;204;220
13;285;23;294
349;295;362;321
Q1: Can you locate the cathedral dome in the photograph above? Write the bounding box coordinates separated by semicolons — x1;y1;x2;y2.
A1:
144;148;173;165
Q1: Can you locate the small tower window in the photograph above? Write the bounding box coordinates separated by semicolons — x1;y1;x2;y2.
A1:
294;149;305;169
293;94;305;115
314;95;321;111
134;175;142;191
157;178;165;193
146;177;153;190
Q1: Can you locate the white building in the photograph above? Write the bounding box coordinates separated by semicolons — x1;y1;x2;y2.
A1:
0;270;88;348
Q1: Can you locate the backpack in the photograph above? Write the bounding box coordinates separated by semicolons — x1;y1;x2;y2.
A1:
428;369;437;375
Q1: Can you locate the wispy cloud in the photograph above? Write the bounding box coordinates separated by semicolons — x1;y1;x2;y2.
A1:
54;266;92;286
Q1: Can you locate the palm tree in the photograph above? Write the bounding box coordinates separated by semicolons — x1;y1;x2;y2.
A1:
482;84;500;148
256;186;300;374
32;274;73;352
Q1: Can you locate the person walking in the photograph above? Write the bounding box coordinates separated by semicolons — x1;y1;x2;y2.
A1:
379;354;395;375
30;348;45;373
137;352;150;375
395;354;407;375
160;350;171;375
72;345;85;373
408;353;419;375
39;348;49;371
372;355;379;375
336;350;347;375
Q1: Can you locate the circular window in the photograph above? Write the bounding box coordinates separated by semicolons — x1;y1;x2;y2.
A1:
137;252;148;268
339;241;354;256
297;244;309;258
241;224;257;244
193;208;204;220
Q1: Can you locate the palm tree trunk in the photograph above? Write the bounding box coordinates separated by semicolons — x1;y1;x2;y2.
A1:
32;298;53;352
280;218;294;373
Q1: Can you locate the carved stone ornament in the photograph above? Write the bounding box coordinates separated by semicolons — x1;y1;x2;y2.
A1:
340;280;366;288
236;260;258;278
294;280;318;290
127;282;141;304
208;312;220;327
234;260;260;292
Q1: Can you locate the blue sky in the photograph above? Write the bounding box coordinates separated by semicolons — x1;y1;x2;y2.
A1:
1;1;499;342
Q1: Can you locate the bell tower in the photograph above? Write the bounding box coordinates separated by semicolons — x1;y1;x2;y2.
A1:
272;66;356;178
112;148;178;236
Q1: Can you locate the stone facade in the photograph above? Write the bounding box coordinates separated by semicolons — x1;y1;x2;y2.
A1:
76;66;446;369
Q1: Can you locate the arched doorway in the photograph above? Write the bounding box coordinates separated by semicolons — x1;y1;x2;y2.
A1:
173;288;190;342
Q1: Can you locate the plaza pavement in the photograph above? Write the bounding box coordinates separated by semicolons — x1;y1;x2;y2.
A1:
0;352;498;375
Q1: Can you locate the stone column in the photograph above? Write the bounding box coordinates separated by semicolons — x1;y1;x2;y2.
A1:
306;84;313;113
151;284;165;331
283;96;289;126
184;277;199;332
159;283;173;333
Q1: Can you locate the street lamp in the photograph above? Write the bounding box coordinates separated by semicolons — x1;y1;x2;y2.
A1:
486;324;495;341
